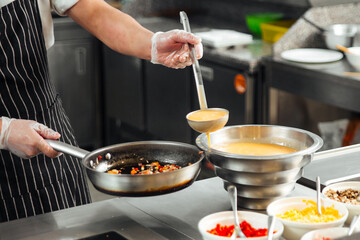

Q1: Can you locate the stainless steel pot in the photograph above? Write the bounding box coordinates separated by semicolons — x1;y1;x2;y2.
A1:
301;17;358;50
223;180;295;199
47;140;204;196
323;24;358;50
235;196;283;210
196;125;323;173
196;125;323;210
215;166;303;186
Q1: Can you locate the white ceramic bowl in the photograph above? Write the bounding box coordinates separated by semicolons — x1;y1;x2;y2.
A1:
322;181;360;225
300;227;350;240
345;47;360;71
198;211;284;240
267;196;348;240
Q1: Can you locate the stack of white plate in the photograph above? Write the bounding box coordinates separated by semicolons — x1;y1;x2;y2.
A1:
195;29;253;48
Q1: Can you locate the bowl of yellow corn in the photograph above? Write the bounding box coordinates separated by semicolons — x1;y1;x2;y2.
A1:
266;196;348;240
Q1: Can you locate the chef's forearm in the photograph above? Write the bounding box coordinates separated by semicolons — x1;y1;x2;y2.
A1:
67;0;153;60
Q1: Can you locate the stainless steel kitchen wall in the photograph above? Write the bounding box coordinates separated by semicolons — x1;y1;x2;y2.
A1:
48;17;102;150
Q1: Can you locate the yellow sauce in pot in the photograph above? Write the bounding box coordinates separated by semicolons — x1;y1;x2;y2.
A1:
212;142;297;156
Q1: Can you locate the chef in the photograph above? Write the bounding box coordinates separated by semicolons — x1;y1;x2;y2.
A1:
0;0;203;222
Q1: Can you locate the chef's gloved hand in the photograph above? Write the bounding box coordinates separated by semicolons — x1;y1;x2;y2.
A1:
151;30;203;69
0;117;62;159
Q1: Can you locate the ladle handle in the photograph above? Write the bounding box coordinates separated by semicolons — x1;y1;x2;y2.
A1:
267;215;275;240
344;72;360;76
348;214;360;236
336;44;351;54
46;139;89;159
227;185;247;239
180;11;208;110
316;176;322;215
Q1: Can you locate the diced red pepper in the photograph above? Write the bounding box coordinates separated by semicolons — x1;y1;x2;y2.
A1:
130;168;138;175
207;220;276;238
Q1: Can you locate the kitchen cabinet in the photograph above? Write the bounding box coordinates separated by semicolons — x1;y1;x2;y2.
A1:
262;56;360;150
47;17;101;149
102;45;147;145
145;62;192;143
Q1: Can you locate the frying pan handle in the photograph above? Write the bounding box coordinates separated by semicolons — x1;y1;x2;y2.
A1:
46;140;89;159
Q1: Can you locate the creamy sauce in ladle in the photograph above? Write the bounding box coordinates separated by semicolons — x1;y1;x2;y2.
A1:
187;109;228;148
187;109;228;122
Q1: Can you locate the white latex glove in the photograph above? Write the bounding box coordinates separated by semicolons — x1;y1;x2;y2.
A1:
151;30;203;69
0;117;62;159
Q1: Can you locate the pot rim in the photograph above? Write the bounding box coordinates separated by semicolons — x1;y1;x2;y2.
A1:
196;124;323;160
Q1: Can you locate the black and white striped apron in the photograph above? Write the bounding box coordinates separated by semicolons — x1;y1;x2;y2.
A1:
0;0;91;222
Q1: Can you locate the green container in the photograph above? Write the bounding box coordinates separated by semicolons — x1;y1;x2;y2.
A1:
245;13;284;36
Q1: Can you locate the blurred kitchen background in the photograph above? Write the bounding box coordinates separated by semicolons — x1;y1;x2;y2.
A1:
48;0;360;153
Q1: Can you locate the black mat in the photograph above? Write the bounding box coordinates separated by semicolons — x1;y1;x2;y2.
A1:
78;231;128;240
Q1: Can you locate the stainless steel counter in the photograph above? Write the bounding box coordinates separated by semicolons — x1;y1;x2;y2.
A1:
263;55;360;113
0;177;314;240
302;143;360;186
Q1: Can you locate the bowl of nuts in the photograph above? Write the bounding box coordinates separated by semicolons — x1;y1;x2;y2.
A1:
322;181;360;225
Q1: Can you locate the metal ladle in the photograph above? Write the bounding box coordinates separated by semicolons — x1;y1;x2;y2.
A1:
316;176;322;215
186;108;229;133
267;215;275;240
180;11;229;134
348;214;360;236
227;185;247;239
337;44;352;54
